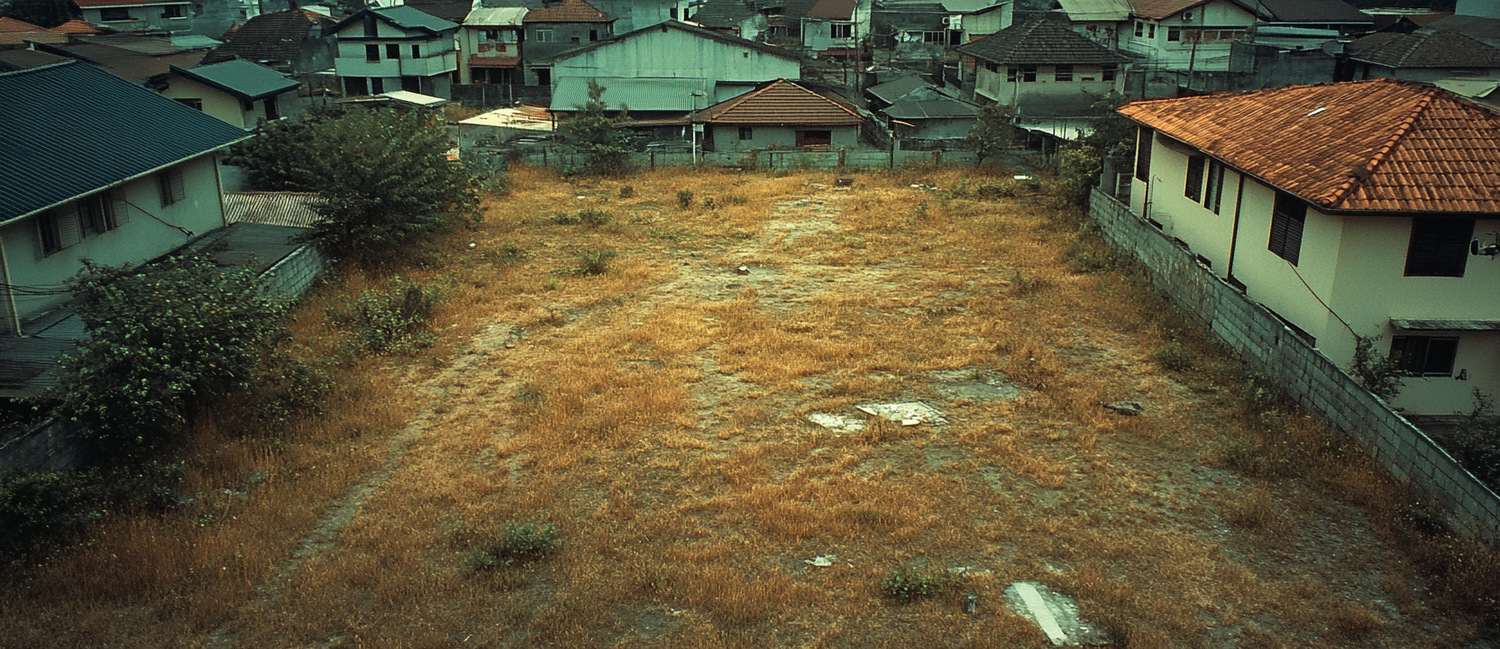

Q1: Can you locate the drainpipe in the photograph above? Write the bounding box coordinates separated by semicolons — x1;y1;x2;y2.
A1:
0;234;19;335
1225;170;1246;282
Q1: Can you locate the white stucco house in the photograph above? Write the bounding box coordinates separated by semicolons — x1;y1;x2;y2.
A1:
1119;79;1500;415
75;0;194;33
153;60;302;129
329;5;459;98
1117;0;1262;74
694;78;864;151
956;16;1128;116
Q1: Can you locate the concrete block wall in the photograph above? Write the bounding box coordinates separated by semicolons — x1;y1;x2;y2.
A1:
506;148;978;172
1090;188;1500;542
260;245;325;300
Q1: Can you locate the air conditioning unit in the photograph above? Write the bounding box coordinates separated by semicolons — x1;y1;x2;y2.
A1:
1181;11;1193;21
945;15;962;29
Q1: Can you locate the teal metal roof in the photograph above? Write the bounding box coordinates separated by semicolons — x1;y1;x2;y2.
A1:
170;59;299;101
551;76;709;111
375;5;459;31
0;61;251;224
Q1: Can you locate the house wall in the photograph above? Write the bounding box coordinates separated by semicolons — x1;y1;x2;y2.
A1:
960;2;1011;40
972;62;1121;115
83;2;194;33
549;26;801;89
524;21;614;72
1;155;227;324
1063;19;1120;48
590;0;693;32
1118;0;1254;72
1356;63;1500;84
802;0;872;52
1132;131;1500;415
333;18;459;95
458;25;522;84
159;76;249;128
706;124;859;151
904;116;975;139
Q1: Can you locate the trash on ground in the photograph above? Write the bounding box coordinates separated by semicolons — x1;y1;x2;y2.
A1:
735;265;751;275
806;413;867;434
856;401;947;425
1104;401;1145;416
1004;581;1110;646
803;555;836;567
909;183;938;191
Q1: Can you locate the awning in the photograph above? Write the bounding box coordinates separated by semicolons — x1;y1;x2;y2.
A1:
1390;319;1500;332
469;56;520;68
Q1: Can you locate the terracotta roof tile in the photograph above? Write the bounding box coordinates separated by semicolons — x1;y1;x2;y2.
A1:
523;0;613;23
203;9;332;66
956;16;1128;66
52;19;104;34
0;17;45;32
1346;30;1500;69
696;78;864;126
1118;79;1500;214
1127;0;1261;20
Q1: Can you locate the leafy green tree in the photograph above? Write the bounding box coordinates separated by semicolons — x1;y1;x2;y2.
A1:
964;101;1015;167
1;0;73;28
558;80;635;176
226;107;482;262
1053;92;1136;206
48;255;289;456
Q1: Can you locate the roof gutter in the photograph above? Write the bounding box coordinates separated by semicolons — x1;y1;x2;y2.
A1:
2;136;254;227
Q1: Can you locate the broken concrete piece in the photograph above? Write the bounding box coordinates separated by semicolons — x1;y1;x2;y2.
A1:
836;177;854;187
856;401;947;425
1104;401;1145;416
735;265;751;275
803;555;836;567
1004;582;1110;646
806;413;867;434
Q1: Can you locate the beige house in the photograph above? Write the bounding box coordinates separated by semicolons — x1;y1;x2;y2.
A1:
154;60;301;129
955;16;1128;116
1119;79;1500;415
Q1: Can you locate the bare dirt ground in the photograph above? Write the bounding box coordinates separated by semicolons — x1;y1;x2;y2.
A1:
3;167;1494;648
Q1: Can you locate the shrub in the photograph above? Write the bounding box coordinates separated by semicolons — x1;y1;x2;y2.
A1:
880;565;951;601
1449;390;1500;489
570;249;616;276
328;278;443;354
1348;335;1404;401
470;522;560;569
618;185;635;198
551;208;611;227
0;460;185;567
677;189;694;208
1154;342;1193;371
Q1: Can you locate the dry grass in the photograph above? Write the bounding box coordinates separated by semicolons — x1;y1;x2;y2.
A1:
1;165;1496;648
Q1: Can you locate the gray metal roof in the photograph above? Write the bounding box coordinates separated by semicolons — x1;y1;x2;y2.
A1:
1054;0;1130;22
464;6;529;25
224;192;322;228
543;19;799;63
170;59;299;101
551;76;708;111
867;74;927;104
0;61;251;224
330;5;459;36
884;96;979;119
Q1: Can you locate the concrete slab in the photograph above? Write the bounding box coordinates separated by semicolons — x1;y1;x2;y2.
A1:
806;413;867;434
856;401;946;426
1003;581;1110;646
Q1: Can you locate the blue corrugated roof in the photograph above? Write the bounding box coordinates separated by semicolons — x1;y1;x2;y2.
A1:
0;61;251;224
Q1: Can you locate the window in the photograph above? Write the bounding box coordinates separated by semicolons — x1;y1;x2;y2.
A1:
536;69;550;85
738;127;753;140
589;29;598;41
159;169;185;206
174;97;203;110
1134;21;1144;37
344;76;368;95
1203;160;1225;214
365;44;380;61
100;7;131;20
1149;23;1156;38
1054;65;1073;81
265;96;279;121
796;129;832;147
831;22;852;39
37;207;81;256
483;29;499;40
670;7;677;19
1268;190;1306;265
386;44;399;59
1167;27;1181;41
371;77;384;93
1391;336;1458;377
535;28;554;42
985;62;998;73
1404;218;1472;277
1007;65;1037;82
919;30;946;44
1134;127;1152;182
411;44;420;58
1101;64;1117;82
161;4;184;18
1184;155;1205;201
83;192;123;233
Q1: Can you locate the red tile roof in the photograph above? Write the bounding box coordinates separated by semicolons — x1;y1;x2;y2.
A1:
805;0;856;21
52;19;104;34
1128;0;1262;20
696;78;864;126
523;0;613;23
0;17;45;32
1119;79;1500;214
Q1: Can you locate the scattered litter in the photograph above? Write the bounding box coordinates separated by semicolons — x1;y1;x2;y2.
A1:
964;593;979;614
836;177;855;187
468;242;476;248
1013;175;1032;181
806;413;867;434
856;401;947;425
1004;582;1110;646
1104;401;1145;416
735;265;751;275
909;183;938;191
575;195;586;200
803;554;837;567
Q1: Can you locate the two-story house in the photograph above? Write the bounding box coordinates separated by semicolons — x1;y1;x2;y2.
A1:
201;8;337;74
0;60;251;336
1118;79;1500;415
459;7;528;86
1117;0;1263;75
329;6;459;98
75;0;195;33
522;0;617;87
152;59;302;129
956;16;1127;116
801;0;870;57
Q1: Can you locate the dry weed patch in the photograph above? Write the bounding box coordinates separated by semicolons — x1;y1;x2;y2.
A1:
0;166;1495;648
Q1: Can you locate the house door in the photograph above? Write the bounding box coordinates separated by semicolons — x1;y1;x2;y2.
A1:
795;130;832;147
402;76;420;93
344;76;369;96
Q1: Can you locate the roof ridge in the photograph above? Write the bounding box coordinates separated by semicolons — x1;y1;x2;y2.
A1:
1328;82;1433;209
788;80;861;117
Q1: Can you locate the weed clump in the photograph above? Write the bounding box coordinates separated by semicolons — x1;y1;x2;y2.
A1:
569;249;616;276
470;522;559;569
1154;342;1193;371
676;189;694;208
328;278;442;354
551;208;611;227
880;565;951;601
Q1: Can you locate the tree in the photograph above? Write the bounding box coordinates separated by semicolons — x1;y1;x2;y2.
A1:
1;0;73;28
1053;92;1136;206
226;107;482;262
48;255;289;457
964;101;1015;167
557;80;635;176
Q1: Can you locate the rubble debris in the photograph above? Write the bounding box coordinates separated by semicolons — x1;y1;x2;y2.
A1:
806;413;867;434
735;265;751;275
856;401;947;426
1004;582;1110;646
1104;401;1145;416
909;183;938;191
803;555;836;567
836;177;854;187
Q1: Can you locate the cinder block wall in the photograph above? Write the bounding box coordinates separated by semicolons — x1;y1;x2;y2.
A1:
1089;188;1500;542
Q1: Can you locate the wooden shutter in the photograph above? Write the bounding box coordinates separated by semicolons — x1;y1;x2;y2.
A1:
1184;155;1205;201
112;191;130;226
1404;218;1471;277
1268;191;1305;265
1135;128;1152;182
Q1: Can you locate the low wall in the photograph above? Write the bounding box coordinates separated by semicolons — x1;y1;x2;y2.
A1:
260;245;325;299
499;147;976;171
1089;188;1500;542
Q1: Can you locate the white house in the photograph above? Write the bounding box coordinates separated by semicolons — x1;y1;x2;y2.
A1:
955;16;1128;116
459;6;528;85
153;60;302;129
1051;0;1130;48
801;0;870;56
1119;79;1500;415
0;60;251;334
694;78;864;151
74;0;194;33
1118;0;1262;73
329;5;459;98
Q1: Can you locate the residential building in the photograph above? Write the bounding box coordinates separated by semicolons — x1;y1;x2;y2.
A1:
956;16;1127;116
75;0;195;33
522;0;616;86
1118;79;1500;415
694;78;864;151
589;0;692;32
689;0;767;40
1340;30;1500;83
329;6;459;98
32;34;212;84
953;0;1013;42
1118;0;1262;74
459;7;528;85
881;85;979;142
801;0;870;57
153;59;302;128
1051;0;1129;47
201;9;336;74
543;19;801;112
871;0;953;61
0;60;250;334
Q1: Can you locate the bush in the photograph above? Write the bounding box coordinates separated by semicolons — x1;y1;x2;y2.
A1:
328;278;443;354
0;460;184;567
880;565;951;601
1450;390;1500;489
1154;342;1193;371
677;189;694;208
618;185;635;198
470;522;559;569
569;249;617;276
1348;335;1404;401
551;208;611;227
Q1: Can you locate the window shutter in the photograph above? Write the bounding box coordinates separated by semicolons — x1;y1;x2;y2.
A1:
1268;191;1305;265
1135;128;1152;182
58;208;82;248
1184;155;1205;201
1404;218;1471;277
112;192;130;226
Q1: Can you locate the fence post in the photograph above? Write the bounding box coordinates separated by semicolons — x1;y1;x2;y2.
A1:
650;150;655;171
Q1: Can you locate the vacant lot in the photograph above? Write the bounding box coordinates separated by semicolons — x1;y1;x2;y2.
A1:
2;167;1494;648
